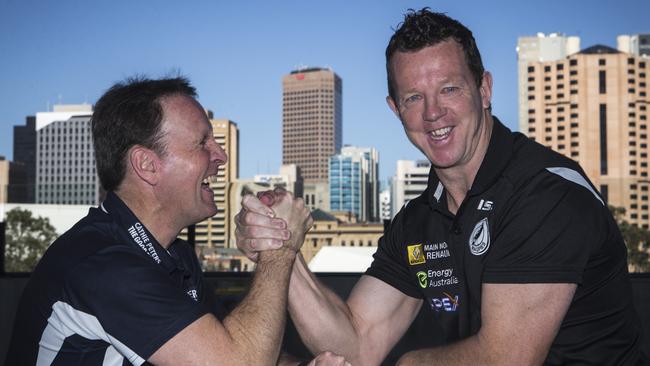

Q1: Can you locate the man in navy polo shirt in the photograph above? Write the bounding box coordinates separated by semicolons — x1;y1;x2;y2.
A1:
6;77;347;365
235;9;646;365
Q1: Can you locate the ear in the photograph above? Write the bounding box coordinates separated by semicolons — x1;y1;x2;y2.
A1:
386;95;401;119
479;71;493;109
128;145;160;186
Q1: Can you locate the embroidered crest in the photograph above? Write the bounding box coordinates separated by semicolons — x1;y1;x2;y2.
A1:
469;218;490;256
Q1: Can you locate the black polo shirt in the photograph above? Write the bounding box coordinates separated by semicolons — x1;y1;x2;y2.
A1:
6;192;209;365
367;118;645;364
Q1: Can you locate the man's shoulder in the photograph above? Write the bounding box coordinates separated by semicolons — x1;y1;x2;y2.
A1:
33;207;128;278
50;207;117;252
505;133;590;188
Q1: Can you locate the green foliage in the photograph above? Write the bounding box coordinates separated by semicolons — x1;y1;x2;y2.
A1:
4;207;58;272
609;206;650;273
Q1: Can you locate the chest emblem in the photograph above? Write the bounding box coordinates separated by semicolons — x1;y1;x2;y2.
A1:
469;218;490;256
407;244;426;265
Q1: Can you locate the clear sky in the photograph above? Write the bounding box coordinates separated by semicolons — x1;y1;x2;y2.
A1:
1;0;648;183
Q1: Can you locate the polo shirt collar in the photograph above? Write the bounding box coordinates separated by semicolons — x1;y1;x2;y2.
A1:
427;116;514;208
100;191;180;274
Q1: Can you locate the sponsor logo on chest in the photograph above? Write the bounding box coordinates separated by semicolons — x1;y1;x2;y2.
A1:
407;242;451;266
469;217;490;256
415;268;459;289
429;292;460;312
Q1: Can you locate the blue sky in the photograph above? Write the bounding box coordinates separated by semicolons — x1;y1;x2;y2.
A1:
1;0;648;183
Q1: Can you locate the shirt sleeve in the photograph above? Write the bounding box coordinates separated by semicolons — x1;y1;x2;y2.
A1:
63;246;210;360
365;209;422;298
483;172;608;284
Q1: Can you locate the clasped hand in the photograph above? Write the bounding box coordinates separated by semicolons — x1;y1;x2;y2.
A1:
235;188;313;261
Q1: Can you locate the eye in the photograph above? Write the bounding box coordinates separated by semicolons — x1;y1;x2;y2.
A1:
441;86;460;95
403;94;422;105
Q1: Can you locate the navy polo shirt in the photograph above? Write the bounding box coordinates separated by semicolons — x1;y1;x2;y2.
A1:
6;192;209;365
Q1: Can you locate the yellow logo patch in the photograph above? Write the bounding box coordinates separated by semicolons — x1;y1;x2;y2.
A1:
407;244;426;265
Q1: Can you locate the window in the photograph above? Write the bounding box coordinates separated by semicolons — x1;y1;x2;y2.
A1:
599;59;606;66
528;66;534;72
570;59;577;66
599;70;606;94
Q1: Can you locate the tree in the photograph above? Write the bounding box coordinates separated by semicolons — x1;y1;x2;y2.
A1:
609;206;650;273
4;207;58;272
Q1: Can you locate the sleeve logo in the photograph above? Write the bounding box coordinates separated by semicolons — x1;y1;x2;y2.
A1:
469;218;490;256
407;243;426;265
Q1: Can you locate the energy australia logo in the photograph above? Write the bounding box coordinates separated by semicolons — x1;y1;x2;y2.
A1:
469;218;490;256
416;271;428;288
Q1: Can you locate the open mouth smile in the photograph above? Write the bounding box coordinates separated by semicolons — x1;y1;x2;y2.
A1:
429;126;453;140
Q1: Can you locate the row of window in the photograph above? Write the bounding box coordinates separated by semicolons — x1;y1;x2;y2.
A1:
529;58;646;73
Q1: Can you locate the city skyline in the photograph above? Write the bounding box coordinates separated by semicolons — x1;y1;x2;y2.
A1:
1;0;649;182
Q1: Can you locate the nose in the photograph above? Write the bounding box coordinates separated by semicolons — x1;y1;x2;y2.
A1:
423;95;446;122
209;138;228;165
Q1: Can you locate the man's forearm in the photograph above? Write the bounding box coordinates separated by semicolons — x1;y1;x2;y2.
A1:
223;248;296;365
397;335;483;366
288;254;365;364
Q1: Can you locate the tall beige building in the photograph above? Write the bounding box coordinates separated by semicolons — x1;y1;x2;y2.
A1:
525;45;650;228
0;157;9;203
517;33;580;133
282;67;342;184
185;117;238;249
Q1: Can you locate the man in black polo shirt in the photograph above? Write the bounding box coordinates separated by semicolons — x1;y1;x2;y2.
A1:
235;9;647;365
5;77;346;365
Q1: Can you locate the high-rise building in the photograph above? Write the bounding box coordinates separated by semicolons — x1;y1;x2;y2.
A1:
517;33;580;133
391;160;430;215
0;157;9;203
524;44;650;228
282;67;342;184
329;146;379;222
618;34;650;58
34;104;99;205
8;116;36;203
379;188;392;221
190;117;238;249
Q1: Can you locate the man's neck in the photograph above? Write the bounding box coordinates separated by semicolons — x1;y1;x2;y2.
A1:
435;112;493;215
114;189;179;249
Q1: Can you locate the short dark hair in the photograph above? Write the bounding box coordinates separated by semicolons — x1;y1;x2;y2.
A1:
92;76;197;191
385;8;485;102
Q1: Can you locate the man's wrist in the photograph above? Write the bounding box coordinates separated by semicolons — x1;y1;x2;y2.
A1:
258;246;296;263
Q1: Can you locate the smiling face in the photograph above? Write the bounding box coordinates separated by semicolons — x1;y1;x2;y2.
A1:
387;40;493;176
156;94;227;228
